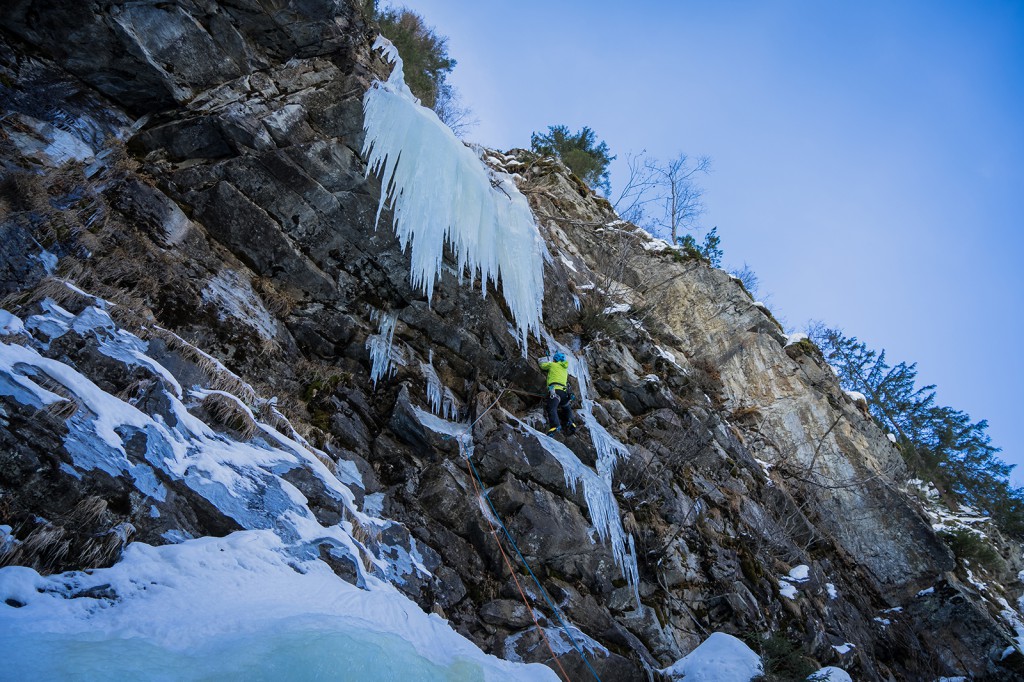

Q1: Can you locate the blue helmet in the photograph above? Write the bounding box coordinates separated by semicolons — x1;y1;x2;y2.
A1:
553;351;566;362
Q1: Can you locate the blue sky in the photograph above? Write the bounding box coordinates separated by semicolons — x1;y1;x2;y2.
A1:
405;0;1023;480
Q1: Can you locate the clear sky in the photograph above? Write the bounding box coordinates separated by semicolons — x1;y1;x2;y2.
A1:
404;0;1024;480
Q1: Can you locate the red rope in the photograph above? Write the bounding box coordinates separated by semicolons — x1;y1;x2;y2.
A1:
462;452;574;682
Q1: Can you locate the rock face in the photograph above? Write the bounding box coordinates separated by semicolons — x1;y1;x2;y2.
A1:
2;2;1023;680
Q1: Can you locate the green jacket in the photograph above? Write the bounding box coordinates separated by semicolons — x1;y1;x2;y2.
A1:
539;359;569;388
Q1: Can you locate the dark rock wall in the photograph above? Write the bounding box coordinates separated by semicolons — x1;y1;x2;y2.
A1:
1;2;1022;680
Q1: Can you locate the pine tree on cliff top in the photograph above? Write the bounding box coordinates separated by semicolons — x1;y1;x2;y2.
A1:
531;125;615;196
810;324;1024;538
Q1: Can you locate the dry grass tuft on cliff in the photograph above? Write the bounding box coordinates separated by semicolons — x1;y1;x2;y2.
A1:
146;327;258;404
198;391;260;441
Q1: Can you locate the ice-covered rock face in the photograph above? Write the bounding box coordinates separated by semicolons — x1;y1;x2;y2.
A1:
3;1;1024;680
0;300;435;591
0;299;561;678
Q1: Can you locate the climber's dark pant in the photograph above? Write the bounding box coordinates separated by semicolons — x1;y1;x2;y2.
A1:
546;387;573;431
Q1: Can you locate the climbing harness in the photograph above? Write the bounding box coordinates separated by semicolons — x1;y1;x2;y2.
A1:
499;385;580;407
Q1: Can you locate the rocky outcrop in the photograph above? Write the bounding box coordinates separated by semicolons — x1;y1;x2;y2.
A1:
2;2;1022;680
0;0;361;115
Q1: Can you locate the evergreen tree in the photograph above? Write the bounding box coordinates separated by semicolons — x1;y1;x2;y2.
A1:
530;125;615;195
809;326;931;439
376;7;454;109
373;6;476;135
678;227;723;267
809;324;1024;538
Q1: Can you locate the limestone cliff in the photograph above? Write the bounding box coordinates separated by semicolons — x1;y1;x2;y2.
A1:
1;2;1022;680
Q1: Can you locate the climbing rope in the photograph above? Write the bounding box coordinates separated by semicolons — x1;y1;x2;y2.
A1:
462;450;603;682
456;390;603;681
467;387;508;429
461;449;573;682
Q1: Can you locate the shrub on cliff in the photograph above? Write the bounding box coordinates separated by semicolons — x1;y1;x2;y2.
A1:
939;528;1005;573
373;5;476;135
678;227;722;267
530;124;615;195
375;6;454;109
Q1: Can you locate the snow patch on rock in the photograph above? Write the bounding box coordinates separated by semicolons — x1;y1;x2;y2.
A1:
662;632;762;681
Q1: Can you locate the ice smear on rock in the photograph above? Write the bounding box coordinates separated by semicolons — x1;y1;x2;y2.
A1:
362;36;546;350
505;624;609;664
515;417;640;605
201;269;278;340
412;405;471;445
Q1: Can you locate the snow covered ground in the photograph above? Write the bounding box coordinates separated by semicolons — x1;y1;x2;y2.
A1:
1;531;555;681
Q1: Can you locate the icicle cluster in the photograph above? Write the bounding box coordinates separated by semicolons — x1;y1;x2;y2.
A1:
420;351;459;420
572;355;631;479
366;309;398;387
362;36;546;350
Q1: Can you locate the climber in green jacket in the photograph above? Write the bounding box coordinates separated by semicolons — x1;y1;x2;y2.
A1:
539;351;577;435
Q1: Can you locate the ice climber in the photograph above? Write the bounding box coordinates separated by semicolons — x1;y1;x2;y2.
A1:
539;351;578;435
